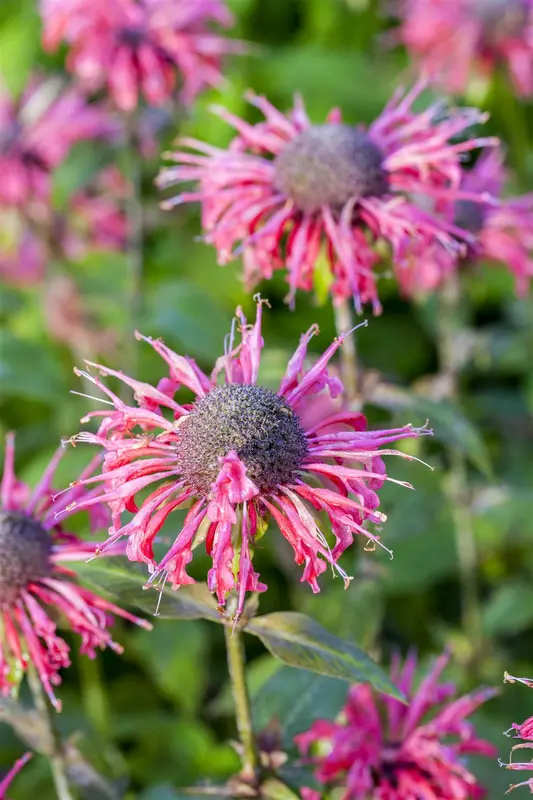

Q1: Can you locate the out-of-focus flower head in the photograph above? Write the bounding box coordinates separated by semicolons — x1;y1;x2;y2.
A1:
0;433;151;711
296;651;496;800
157;83;498;313
0;76;115;209
41;0;245;112
402;149;533;298
397;0;533;97
0;753;32;799
0;209;47;286
66;297;431;621
500;672;533;794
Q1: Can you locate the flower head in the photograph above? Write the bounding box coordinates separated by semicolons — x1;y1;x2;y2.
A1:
0;77;114;209
41;0;244;112
402;149;533;298
397;0;533;97
157;84;497;312
0;753;31;799
500;672;533;794
0;434;151;711
296;651;496;800
67;298;431;621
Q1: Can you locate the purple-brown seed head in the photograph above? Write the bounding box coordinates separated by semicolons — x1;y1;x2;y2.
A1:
273;125;389;215
176;383;309;493
0;511;53;606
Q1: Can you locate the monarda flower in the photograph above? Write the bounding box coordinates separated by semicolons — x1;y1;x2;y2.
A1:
66;298;431;620
0;753;31;799
296;651;496;800
157;84;497;312
0;77;114;209
41;0;244;112
402;149;533;298
500;672;533;794
0;434;151;711
397;0;533;97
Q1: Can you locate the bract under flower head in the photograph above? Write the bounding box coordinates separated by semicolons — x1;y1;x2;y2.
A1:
397;0;533;97
67;298;431;621
296;651;497;800
500;672;533;793
0;434;151;711
41;0;245;112
0;76;115;209
401;149;533;298
157;84;497;312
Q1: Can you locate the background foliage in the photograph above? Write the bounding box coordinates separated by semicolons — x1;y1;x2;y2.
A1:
1;0;533;796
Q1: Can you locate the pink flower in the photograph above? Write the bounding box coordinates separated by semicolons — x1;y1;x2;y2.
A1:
67;166;130;255
0;753;31;799
500;672;533;794
296;651;496;800
402;149;533;298
157;84;497;312
66;298;431;621
41;0;244;112
0;211;47;286
0;76;115;209
0;433;151;711
397;0;533;97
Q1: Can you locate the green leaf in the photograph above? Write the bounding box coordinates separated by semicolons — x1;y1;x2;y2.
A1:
253;666;347;744
482;582;533;636
246;612;404;701
74;560;222;623
0;333;66;403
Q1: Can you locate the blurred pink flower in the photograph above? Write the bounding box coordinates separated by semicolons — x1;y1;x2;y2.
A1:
68;166;130;254
0;77;115;209
296;651;496;800
157;84;497;312
41;0;244;112
402;149;533;298
0;753;31;799
0;211;47;286
66;298;431;621
0;433;151;711
397;0;533;97
500;672;533;794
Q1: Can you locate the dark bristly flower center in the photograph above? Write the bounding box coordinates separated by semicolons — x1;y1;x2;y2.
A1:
273;124;389;215
473;0;530;42
176;383;309;493
0;511;53;606
453;198;486;234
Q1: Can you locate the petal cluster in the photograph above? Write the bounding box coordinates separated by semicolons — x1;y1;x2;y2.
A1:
0;434;151;710
397;0;533;97
500;672;533;794
67;298;431;620
157;85;497;312
41;0;244;111
296;651;496;800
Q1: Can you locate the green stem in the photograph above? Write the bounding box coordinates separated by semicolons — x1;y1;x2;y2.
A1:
223;625;258;782
333;298;358;402
125;113;144;382
438;274;483;665
27;668;74;800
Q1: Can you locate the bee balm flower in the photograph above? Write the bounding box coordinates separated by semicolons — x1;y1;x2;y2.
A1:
398;0;533;97
500;672;533;794
296;651;496;800
0;434;151;711
41;0;244;112
67;298;431;621
157;85;497;312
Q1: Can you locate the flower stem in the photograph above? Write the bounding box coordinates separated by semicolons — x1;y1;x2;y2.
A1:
27;668;73;800
437;273;483;666
125;113;144;380
333;298;358;402
224;625;258;782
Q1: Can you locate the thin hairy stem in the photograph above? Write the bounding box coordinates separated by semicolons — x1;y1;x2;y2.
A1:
224;624;258;782
334;299;358;401
27;668;73;800
438;273;483;665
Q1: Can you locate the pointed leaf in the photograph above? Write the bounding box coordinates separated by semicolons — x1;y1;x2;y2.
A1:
246;612;404;701
74;560;222;623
